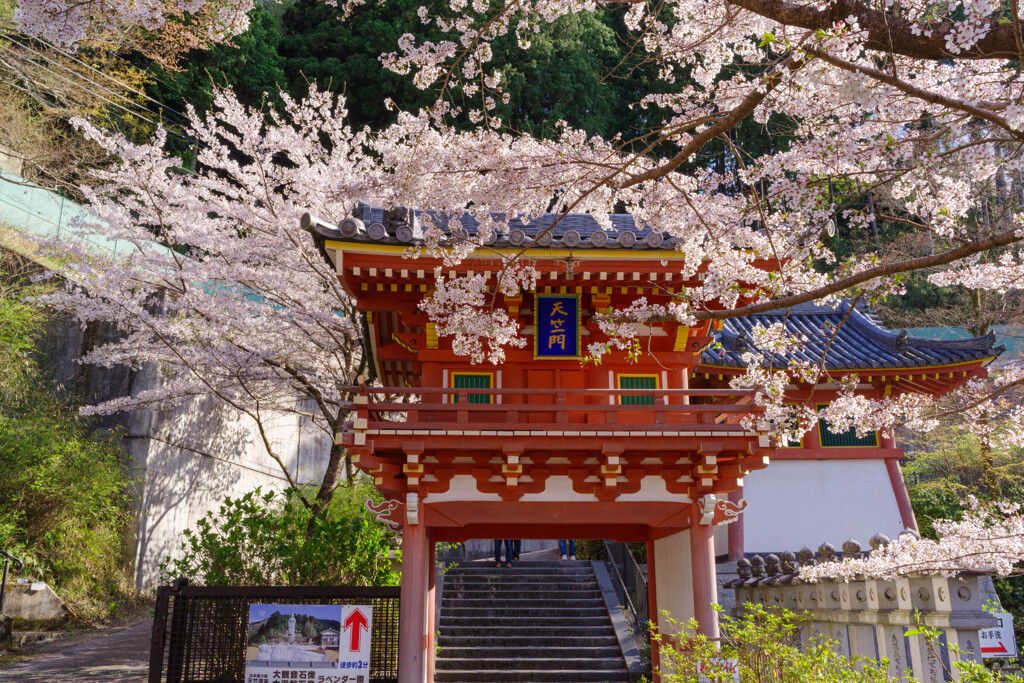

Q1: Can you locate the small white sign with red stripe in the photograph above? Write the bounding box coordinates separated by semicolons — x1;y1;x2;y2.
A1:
980;612;1017;659
698;658;740;683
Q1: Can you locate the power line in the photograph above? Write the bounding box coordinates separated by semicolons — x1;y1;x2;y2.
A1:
0;34;175;124
0;41;204;148
12;32;192;124
0;52;165;128
0;57;198;148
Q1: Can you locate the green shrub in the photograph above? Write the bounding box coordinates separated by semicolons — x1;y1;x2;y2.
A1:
654;605;895;683
158;479;400;587
0;277;138;623
0;384;137;621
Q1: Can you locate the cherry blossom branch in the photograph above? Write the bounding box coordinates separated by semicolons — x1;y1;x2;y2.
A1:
620;54;807;189
803;46;1018;134
728;0;1022;60
695;227;1024;321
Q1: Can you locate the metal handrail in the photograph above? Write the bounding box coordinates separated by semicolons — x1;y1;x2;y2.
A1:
0;548;24;615
0;549;23;570
603;541;649;631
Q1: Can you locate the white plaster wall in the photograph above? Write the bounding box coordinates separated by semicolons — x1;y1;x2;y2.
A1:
129;369;331;589
742;459;904;553
713;523;728;557
654;529;694;634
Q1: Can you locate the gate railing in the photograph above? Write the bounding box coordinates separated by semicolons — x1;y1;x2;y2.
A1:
340;385;762;432
149;579;401;683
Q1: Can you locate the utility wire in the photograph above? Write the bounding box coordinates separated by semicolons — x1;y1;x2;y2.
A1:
0;34;175;124
0;56;198;148
0;37;204;146
0;34;206;150
5;32;192;124
0;52;165;128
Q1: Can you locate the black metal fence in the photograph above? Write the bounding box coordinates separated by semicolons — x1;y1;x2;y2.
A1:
149;580;400;683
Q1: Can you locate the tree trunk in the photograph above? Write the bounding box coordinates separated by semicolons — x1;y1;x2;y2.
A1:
982;439;998;499
307;439;348;537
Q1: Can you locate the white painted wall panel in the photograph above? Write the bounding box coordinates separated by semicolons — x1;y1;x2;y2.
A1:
742;459;904;553
654;529;694;634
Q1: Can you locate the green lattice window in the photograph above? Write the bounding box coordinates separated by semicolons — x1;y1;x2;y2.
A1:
452;373;492;404
618;375;657;405
817;404;878;447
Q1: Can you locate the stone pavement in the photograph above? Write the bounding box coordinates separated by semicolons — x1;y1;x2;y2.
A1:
0;618;151;681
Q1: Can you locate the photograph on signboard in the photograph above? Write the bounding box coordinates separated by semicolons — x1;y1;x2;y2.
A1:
244;603;373;683
246;604;342;667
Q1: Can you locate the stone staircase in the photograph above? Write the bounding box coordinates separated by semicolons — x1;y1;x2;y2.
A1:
435;560;631;682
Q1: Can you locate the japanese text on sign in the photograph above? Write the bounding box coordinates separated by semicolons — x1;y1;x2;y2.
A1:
535;295;579;358
244;603;373;683
698;658;740;683
980;612;1017;658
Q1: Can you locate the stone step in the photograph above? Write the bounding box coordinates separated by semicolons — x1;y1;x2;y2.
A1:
438;560;629;681
437;635;621;648
452;561;593;569
443;580;599;590
438;625;617;638
443;576;599;588
441;597;606;609
434;669;631;682
437;646;624;661
442;588;601;599
438;616;612;628
448;568;593;577
441;606;609;618
436;656;627;671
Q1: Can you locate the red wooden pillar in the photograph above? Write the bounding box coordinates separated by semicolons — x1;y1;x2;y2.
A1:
398;520;428;683
690;508;719;638
646;532;660;683
727;490;744;562
427;539;436;682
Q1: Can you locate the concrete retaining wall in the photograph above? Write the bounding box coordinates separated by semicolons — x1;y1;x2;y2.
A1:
40;313;332;590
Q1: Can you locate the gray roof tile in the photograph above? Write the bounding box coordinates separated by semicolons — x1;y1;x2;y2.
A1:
701;300;1002;371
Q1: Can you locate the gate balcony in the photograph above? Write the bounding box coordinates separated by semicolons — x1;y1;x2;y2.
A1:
340;386;768;454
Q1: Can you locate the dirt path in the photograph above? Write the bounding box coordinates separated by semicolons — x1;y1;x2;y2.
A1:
0;618;151;682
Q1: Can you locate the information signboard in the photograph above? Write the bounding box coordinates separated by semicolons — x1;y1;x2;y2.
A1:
980;612;1017;658
244;603;373;683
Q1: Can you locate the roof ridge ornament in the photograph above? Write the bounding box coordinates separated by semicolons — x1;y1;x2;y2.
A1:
617;231;636;248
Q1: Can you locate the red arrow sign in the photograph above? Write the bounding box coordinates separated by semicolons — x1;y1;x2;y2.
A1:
343;608;369;652
981;642;1009;655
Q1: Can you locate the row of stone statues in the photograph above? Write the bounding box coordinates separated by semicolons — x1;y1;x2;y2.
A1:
725;530;922;587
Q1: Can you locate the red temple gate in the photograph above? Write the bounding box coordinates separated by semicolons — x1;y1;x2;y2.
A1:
306;207;998;682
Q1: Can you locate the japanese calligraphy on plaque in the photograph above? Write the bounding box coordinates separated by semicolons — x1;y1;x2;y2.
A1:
534;295;580;359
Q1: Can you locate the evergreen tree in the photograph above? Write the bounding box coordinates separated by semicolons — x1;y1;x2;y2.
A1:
145;3;285;132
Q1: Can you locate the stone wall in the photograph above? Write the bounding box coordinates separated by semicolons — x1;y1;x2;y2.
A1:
39;312;332;590
727;538;1000;683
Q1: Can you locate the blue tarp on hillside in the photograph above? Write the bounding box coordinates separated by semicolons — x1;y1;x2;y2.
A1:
0;168;171;257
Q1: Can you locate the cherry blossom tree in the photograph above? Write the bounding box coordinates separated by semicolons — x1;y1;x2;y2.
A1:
801;497;1024;580
33;0;1024;517
38;88;387;518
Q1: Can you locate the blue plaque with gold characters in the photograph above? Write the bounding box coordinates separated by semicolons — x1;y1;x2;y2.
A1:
534;295;580;359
